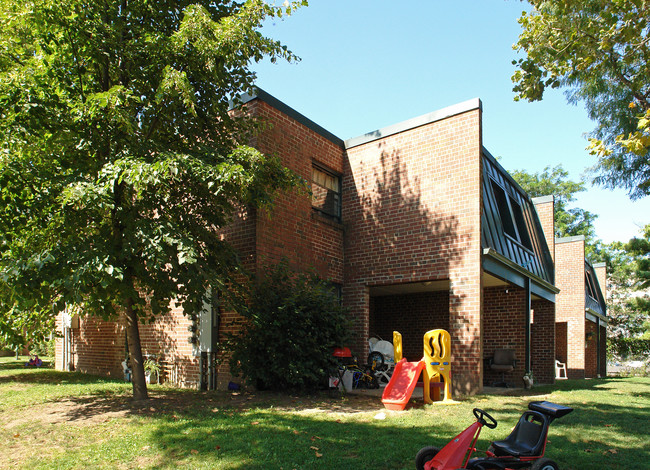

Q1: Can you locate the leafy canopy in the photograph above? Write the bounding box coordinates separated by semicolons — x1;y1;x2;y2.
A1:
513;1;650;199
0;0;305;363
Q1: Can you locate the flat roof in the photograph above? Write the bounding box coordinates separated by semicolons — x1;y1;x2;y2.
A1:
344;98;482;149
238;88;345;147
240;88;482;151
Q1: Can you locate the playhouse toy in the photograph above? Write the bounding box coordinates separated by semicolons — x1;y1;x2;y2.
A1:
423;329;452;403
415;401;573;470
381;329;453;410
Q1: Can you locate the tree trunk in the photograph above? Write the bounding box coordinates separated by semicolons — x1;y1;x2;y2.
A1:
125;297;148;401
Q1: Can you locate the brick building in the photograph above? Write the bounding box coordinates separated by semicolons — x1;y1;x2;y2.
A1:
554;236;607;378
56;90;560;394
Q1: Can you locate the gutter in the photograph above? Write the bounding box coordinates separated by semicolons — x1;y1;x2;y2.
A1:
483;248;559;294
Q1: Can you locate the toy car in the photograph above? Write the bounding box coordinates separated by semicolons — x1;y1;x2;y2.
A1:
416;401;573;470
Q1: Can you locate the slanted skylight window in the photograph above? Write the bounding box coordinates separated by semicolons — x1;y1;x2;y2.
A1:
491;180;517;239
510;199;533;250
490;179;533;251
585;272;598;300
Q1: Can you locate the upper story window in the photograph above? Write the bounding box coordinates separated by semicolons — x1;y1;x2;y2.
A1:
490;179;533;251
585;271;599;300
312;165;341;221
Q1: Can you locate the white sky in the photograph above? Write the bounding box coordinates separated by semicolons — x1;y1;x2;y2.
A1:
252;0;650;244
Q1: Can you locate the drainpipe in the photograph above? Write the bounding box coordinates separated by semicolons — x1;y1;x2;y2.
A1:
524;277;531;374
596;317;601;377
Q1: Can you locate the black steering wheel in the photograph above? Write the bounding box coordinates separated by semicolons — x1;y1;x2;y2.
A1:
473;408;498;429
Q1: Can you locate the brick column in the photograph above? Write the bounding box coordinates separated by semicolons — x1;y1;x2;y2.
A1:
533;196;555;262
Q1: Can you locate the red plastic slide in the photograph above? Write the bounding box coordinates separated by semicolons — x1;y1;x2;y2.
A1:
381;358;425;410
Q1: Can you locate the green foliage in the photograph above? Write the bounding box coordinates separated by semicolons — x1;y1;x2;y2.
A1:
513;1;650;198
29;336;56;357
0;0;307;397
228;261;352;391
602;227;650;360
612;338;650;361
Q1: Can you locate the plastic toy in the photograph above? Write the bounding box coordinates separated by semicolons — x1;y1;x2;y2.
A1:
415;401;573;470
422;329;452;403
381;357;425;410
393;331;403;361
381;329;452;410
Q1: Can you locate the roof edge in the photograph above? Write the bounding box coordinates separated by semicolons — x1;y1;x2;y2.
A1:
532;195;554;204
237;88;345;147
344;97;482;149
483;248;560;294
555;235;586;244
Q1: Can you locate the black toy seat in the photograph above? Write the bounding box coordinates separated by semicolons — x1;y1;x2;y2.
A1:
491;401;573;458
491;411;549;457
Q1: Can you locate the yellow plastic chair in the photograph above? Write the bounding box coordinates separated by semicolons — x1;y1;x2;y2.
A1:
423;329;452;403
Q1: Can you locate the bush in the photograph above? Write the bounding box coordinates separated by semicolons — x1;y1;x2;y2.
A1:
30;336;55;357
228;261;352;391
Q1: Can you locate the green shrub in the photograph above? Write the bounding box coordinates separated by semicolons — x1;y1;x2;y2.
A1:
228;261;352;391
30;336;55;357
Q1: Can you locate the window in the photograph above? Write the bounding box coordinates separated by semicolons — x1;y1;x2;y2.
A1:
491;180;517;238
312;165;341;220
585;272;598;300
490;179;533;250
510;199;533;250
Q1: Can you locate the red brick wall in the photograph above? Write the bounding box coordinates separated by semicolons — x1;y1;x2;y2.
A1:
252;100;345;283
344;106;484;394
370;291;449;361
482;287;555;385
483;287;526;385
63;315;125;378
599;323;607;377
531;299;555;384
137;302;200;388
584;321;607;378
555;238;586;379
556;321;568;363
585;320;598;378
533;197;555;262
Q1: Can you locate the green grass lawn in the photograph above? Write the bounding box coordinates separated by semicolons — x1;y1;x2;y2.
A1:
1;357;648;469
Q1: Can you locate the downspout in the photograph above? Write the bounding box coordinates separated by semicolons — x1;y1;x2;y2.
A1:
596;317;601;377
524;277;531;374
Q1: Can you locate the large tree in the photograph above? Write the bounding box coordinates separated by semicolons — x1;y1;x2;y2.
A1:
0;0;305;400
602;227;650;361
512;1;650;199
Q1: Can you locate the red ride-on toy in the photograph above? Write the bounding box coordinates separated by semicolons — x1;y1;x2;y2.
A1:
416;401;573;470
